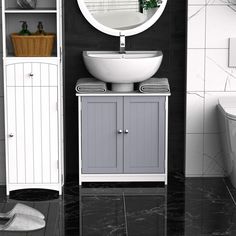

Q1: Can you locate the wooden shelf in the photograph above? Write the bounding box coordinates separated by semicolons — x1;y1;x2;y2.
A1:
5;8;57;13
5;54;58;60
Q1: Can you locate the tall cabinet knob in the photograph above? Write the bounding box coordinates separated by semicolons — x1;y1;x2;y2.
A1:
124;129;129;134
9;133;14;138
117;130;123;134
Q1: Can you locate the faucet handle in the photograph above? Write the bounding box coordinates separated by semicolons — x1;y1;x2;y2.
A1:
120;34;125;46
119;33;126;53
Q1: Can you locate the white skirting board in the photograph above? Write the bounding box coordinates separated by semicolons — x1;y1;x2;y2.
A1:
7;183;62;195
79;174;167;185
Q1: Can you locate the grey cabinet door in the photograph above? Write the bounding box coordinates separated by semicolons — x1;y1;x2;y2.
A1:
82;97;123;173
124;97;165;173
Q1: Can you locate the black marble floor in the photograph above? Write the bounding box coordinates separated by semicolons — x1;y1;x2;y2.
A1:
0;175;235;236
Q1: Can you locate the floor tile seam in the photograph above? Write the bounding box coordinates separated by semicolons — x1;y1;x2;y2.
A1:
122;192;129;236
225;184;236;206
223;178;236;206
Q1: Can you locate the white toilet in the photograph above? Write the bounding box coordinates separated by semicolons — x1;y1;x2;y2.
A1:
218;97;236;188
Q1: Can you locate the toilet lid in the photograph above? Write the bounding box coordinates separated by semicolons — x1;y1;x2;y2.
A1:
221;107;236;119
218;97;236;119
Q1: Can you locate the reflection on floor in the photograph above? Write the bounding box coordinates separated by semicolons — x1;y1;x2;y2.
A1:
0;174;235;235
0;188;63;236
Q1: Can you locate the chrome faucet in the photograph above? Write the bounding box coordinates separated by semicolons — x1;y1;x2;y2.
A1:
119;34;126;54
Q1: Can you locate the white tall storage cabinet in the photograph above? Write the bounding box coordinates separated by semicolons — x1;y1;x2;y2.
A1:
1;0;64;195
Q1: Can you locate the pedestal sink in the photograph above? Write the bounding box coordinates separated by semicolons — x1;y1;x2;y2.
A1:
83;51;163;92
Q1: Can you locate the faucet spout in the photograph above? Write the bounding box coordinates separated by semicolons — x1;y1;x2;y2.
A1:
119;34;126;54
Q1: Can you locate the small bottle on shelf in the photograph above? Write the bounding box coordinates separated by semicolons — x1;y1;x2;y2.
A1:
18;21;31;36
35;22;46;35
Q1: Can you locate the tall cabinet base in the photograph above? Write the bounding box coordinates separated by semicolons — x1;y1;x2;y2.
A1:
79;174;168;186
7;184;62;195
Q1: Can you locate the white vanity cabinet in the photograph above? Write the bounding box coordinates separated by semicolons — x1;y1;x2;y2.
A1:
77;93;170;185
2;0;64;195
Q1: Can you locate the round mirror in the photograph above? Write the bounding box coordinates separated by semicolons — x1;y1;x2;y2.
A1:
77;0;168;36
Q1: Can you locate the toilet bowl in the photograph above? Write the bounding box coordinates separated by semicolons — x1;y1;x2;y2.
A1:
218;97;236;188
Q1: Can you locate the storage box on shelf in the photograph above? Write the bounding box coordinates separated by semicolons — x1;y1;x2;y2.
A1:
1;0;64;195
11;33;55;57
4;13;58;58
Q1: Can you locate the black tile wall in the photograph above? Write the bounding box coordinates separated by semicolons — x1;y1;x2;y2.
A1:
64;0;187;178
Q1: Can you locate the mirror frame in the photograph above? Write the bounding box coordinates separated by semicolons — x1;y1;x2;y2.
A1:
77;0;168;36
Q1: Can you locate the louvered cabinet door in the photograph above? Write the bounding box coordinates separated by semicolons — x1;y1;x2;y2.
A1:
6;62;59;185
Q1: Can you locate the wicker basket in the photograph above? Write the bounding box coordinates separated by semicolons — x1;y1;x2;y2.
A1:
11;33;55;57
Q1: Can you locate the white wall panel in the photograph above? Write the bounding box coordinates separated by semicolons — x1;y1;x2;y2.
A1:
187;49;205;92
186;1;236;177
186;134;204;177
208;0;236;4
205;49;236;92
203;134;225;176
188;6;205;49
206;6;236;49
186;92;204;133
188;0;205;4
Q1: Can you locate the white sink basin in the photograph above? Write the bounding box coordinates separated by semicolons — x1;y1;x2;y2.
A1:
83;51;163;92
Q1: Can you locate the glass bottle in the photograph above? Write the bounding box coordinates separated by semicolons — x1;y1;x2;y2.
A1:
18;21;31;35
35;21;46;35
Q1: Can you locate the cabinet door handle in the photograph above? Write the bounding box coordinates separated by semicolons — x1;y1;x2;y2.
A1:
124;129;129;134
118;130;123;134
29;73;34;77
9;133;14;138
